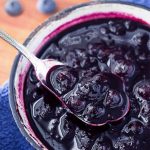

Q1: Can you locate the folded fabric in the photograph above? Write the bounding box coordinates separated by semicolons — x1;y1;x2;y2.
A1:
0;82;34;150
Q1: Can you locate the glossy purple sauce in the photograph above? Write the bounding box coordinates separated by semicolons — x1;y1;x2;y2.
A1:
15;13;150;150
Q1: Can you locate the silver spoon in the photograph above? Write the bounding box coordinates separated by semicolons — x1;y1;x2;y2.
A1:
0;30;100;126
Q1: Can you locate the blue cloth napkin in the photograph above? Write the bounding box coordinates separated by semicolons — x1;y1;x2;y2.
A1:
0;82;34;150
121;0;150;8
96;0;150;8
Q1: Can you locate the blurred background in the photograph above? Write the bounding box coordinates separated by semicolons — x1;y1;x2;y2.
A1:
0;0;89;84
0;0;150;84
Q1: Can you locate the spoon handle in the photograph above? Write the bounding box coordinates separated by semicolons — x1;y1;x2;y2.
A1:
0;30;40;66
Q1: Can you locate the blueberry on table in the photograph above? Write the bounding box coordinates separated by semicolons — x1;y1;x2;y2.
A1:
5;0;23;16
37;0;56;14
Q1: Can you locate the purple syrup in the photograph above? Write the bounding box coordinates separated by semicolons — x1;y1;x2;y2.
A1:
24;18;150;150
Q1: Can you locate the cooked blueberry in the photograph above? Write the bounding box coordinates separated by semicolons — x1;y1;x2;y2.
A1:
75;129;92;149
37;0;56;14
57;113;75;140
5;0;23;16
108;55;136;78
77;83;90;96
49;66;78;95
83;103;105;121
98;62;110;73
32;97;44;118
67;96;86;113
88;43;105;56
124;21;137;31
108;21;126;35
132;32;149;46
55;107;65;117
133;80;150;101
65;51;80;68
100;26;109;35
103;90;123;108
76;74;110;101
46;44;64;58
113;135;136;150
139;101;150;124
103;35;115;47
92;137;112;150
75;49;93;68
32;97;51;119
97;49;109;62
122;119;144;134
65;49;91;69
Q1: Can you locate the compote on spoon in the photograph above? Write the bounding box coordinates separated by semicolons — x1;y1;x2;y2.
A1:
0;30;130;126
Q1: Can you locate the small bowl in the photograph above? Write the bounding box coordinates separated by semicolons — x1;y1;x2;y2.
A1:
9;1;150;149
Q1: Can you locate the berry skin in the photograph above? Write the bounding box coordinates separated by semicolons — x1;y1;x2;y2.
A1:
5;0;23;16
50;66;78;95
103;90;123;108
92;137;112;150
83;103;105;121
138;101;150;125
108;55;136;78
32;97;51;119
122;119;144;135
37;0;56;14
124;21;137;31
108;21;126;35
132;32;149;46
67;96;86;113
133;80;150;102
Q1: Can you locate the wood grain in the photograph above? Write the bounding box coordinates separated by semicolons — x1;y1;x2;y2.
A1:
0;0;89;84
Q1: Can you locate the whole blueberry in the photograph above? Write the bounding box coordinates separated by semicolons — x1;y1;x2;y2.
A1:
37;0;56;14
5;0;23;16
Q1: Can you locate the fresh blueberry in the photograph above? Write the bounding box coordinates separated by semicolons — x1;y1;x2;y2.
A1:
37;0;56;14
5;0;23;16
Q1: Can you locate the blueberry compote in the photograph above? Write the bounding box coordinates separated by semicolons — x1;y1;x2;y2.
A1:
46;66;129;126
24;18;150;150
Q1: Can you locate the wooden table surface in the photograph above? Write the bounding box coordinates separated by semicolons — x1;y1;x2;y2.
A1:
0;0;89;84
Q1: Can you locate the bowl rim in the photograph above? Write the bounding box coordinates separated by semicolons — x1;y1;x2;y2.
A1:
9;1;150;150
